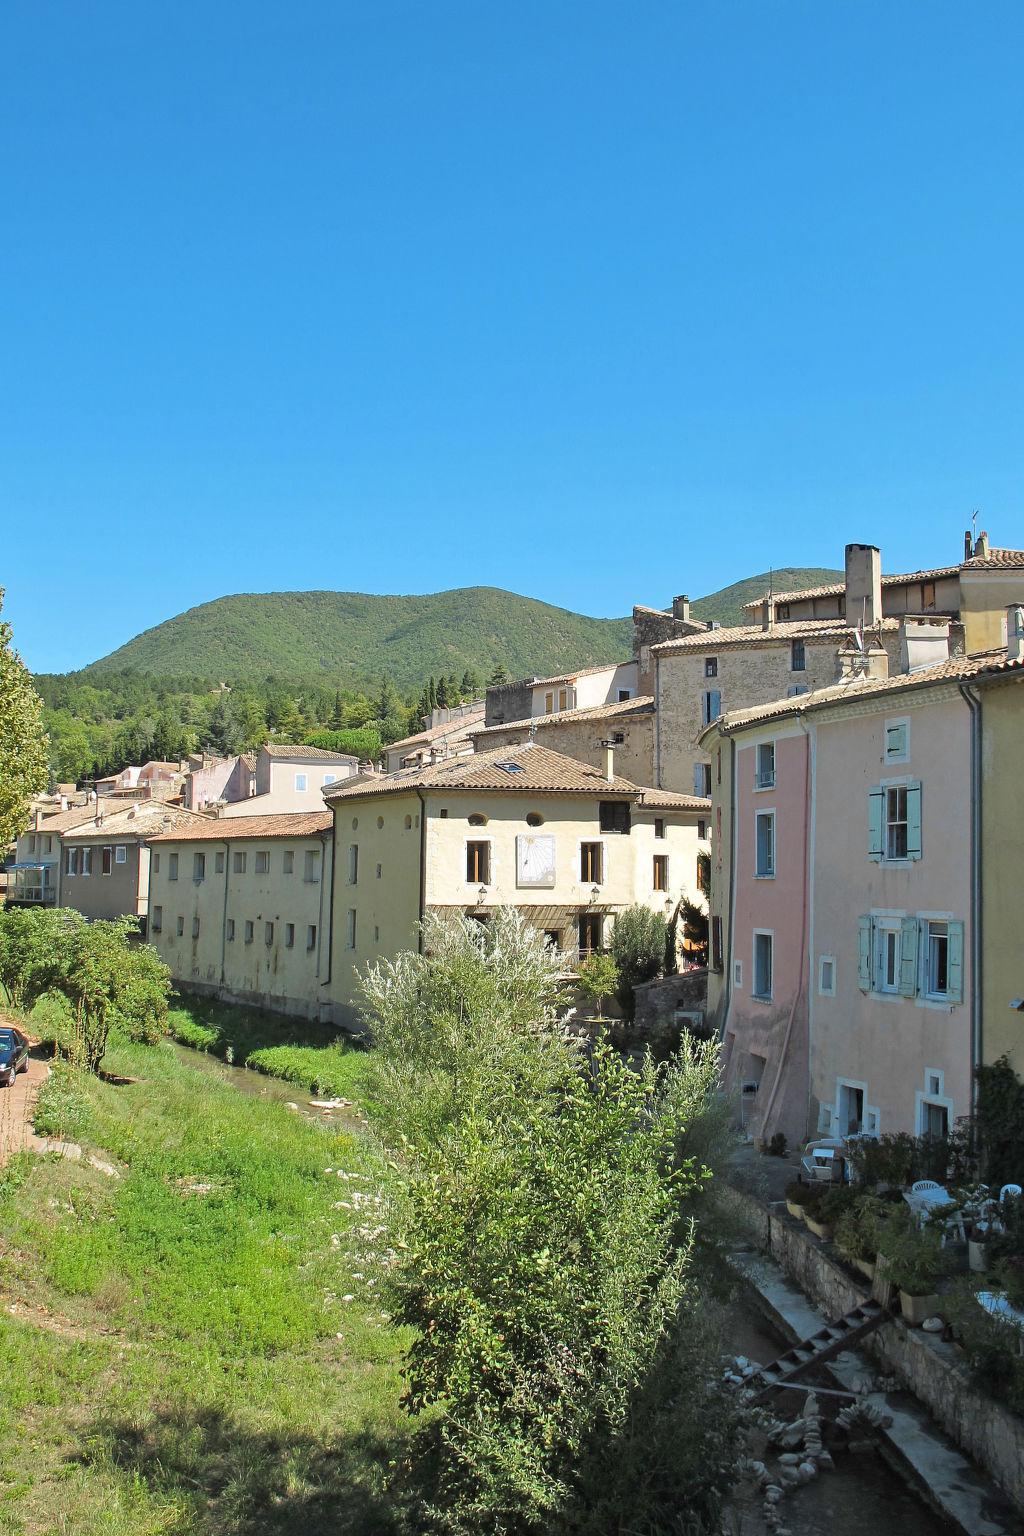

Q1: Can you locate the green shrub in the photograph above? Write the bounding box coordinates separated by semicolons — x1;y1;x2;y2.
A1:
946;1280;1024;1412
609;905;666;1022
244;1044;363;1099
834;1194;887;1264
33;1061;91;1141
575;952;619;1017
877;1208;947;1294
30;991;77;1054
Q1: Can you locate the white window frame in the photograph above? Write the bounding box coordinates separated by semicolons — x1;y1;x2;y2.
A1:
818;954;836;996
921;917;950;1002
254;850;270;874
755;741;775;790
754;809;776;880
244;920;254;944
884;716;910;765
294;773;308;792
323;773;337;786
874;914;902;995
915;1068;954;1138
115;845;127;864
752;929;774;1002
304;848;322;884
884;782;910;862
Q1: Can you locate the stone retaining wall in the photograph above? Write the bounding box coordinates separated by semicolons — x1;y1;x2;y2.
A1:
726;1185;1024;1515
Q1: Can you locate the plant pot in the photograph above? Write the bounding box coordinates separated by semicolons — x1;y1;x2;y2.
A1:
899;1291;940;1326
968;1240;989;1274
855;1258;876;1281
786;1200;804;1219
805;1217;833;1240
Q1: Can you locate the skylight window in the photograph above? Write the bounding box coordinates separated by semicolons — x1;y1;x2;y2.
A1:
497;761;525;774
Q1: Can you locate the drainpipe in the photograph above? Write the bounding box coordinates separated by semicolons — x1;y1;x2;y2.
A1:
958;681;983;1111
416;789;428;950
220;840;230;986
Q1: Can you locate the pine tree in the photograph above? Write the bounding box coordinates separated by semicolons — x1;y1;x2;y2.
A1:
330;690;345;730
460;668;479;698
436;676;450;708
488;663;510;687
0;591;49;843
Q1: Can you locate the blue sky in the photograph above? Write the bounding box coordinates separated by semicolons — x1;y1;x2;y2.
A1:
2;1;1022;674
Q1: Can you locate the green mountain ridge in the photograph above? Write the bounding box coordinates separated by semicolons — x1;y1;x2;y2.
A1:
80;570;842;691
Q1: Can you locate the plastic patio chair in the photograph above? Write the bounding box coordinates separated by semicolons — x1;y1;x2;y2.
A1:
911;1179;942;1194
1000;1184;1023;1203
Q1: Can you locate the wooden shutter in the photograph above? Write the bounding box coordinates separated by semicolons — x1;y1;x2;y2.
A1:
899;917;919;996
857;916;872;991
947;920;965;1004
867;789;884;860
906;782;923;860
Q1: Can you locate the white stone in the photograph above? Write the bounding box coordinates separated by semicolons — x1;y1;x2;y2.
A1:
922;1315;944;1332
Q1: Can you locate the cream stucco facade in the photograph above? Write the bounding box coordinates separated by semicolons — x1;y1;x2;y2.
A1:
979;668;1024;1075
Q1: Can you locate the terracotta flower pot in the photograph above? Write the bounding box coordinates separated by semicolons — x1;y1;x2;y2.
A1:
900;1291;940;1327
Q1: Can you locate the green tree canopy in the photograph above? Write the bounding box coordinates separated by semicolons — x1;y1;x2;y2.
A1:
0;591;49;842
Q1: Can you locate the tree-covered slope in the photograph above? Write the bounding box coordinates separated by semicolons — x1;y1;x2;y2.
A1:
690;568;842;629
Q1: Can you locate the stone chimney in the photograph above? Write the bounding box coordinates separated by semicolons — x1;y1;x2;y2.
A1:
672;594;690;622
761;598;773;632
601;740;615;782
835;639;889;682
845;543;882;629
975;530;991;560
964;529;973;562
1008;605;1024;663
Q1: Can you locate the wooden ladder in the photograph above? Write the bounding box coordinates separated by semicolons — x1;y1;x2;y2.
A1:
748;1301;888;1404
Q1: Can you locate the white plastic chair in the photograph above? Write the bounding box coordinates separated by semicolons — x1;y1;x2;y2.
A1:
911;1179;942;1194
1000;1183;1022;1203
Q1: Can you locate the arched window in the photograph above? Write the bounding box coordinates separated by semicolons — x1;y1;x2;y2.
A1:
404;814;413;830
526;812;544;827
377;815;385;829
468;813;488;827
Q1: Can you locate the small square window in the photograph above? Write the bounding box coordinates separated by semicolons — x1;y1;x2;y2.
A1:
704;657;718;678
819;955;835;996
176;915;184;937
285;923;294;948
295;773;308;792
115;845;127;864
226;919;235;941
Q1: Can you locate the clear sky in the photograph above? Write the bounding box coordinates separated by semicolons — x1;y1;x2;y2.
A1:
3;1;1022;674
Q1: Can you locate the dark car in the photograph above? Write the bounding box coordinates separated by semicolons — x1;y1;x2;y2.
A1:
0;1026;29;1087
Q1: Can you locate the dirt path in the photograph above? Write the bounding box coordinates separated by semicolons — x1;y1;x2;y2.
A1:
0;1052;48;1163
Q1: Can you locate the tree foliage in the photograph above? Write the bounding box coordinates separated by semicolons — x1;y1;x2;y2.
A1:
0;591;49;842
576;952;619;1017
610;905;667;1021
358;910;738;1535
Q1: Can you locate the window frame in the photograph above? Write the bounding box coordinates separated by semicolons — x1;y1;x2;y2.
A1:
700;689;722;727
115;845;127;864
754;809;776;880
884;717;910;765
294;773;308;792
755;741;776;790
752;929;774;1002
466;840;492;885
652;853;669;892
254;850;270;875
580;840;604;885
598;800;631;835
704;657;718;679
790;639;806;672
818;954;836;996
151;905;163;933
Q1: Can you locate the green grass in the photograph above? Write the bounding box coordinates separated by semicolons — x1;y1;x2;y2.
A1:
165;995;370;1102
0;1033;407;1534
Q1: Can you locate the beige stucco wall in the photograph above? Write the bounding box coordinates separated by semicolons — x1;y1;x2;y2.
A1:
980;674;1024;1074
470;713;655;785
809;689;973;1138
61;834;146;922
529;662;637;717
330;791;425;1017
961;573;1024;653
149;833;333;1019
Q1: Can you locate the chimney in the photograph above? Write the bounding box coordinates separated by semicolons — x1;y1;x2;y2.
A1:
965;529;973;562
845;543;882;629
975;530;991;560
1008;605;1024;662
601;739;615;782
672;594;690;622
761;598;773;631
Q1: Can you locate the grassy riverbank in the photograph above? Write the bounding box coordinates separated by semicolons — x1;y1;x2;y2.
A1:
166;995;370;1101
0;1032;406;1535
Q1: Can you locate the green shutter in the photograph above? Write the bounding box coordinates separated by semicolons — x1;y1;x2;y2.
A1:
857;916;872;991
947;920;965;1004
868;788;884;860
906;781;922;860
899;917;919;996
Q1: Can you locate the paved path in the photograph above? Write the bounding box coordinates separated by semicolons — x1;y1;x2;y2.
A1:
0;1053;48;1163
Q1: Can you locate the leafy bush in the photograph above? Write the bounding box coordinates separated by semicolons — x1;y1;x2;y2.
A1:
304;726;383;760
877;1208;947;1294
575;952;619;1017
976;1056;1024;1191
33;1061;91;1141
945;1280;1024;1412
30;991;77;1055
845;1128;977;1190
359;909;739;1535
244;1044;364;1099
834;1194;888;1264
610;905;666;1022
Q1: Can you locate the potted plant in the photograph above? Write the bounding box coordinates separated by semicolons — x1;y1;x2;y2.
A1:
802;1184;833;1240
835;1195;886;1281
879;1213;947;1325
968;1221;991;1275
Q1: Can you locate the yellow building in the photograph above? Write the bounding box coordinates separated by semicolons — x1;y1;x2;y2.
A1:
147;812;334;1020
323;741;710;1026
979;655;1024;1074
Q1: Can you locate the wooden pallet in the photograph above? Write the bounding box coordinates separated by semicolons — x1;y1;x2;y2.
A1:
748;1301;888;1404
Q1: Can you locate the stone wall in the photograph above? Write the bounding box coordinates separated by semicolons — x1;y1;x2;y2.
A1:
470;708;656;785
484;678;535;726
728;1185;1024;1514
630;970;709;1052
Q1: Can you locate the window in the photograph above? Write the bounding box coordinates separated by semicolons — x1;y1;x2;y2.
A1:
304;849;321;883
66;848;79;876
244;920;254;943
43;835;52;853
599;801;630;834
215;851;225;873
924;921;947;997
756;742;775;789
611;731;625;744
285;923;294;948
617;688;632;702
193;852;206;883
544;691;554;713
526;812;544;827
704;657;718;678
102;846;113;876
653;854;669;891
295;773;308;792
307;924;317;950
922;581;936;610
777;603;791;621
348;845;359;884
786;684;809;698
578;912;602;955
884;719;909;763
254;851;270;874
697;854;710;894
700;690;722;727
226;919;235;941
376;863;383;879
654;817;665;839
697;819;707;840
115;845;127;864
169;851;178;881
868;782;922;862
153;853;160;874
755;811;775;879
346;909;356;949
543;929;562;950
791;640;806;672
711;915;723;972
580;842;603;883
693;763;712;797
81;847;92;876
151;906;162;933
265;921;274;945
283;850;294;874
192;916;200;938
875;919;901;993
323;773;336;786
176;915;184;937
468;813;488;826
233;851;246;874
466;841;491;884
753;932;773;1000
819;955;835;996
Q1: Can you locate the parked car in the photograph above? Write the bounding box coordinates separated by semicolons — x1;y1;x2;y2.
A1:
0;1026;29;1086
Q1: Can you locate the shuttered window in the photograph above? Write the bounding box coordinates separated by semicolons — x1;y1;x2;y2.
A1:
868;781;922;861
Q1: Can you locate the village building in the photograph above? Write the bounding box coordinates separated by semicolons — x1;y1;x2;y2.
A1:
383;702;485;773
217;744;360;816
322;739;709;1026
146;812;334;1019
483;660;639;727
183;752;258;811
977;632;1024;1079
470;696;657;785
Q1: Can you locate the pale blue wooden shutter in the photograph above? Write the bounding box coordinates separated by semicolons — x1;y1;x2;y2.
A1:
947;920;965;1004
867;789;884;860
899;917;919;996
906;782;922;860
857;916;872;991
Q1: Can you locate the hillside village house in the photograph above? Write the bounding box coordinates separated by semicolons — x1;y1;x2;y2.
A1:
218;744;360;816
978;642;1024;1078
702;637;1024;1147
470;696;657;785
96;760;185;800
8;804;101;906
484;660;639;727
322;740;710;1026
146;813;334;1019
184;752;258;811
383;702;485;773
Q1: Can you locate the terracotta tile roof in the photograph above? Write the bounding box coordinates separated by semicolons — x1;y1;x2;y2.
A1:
494;661;634;692
28;804;109;834
67;806;212;843
240;752;257;770
263;743;360;762
652;618;899;656
740;567;961;613
471;696;656;739
386;707;486;754
636;787;711;812
702;649;1016;735
962;547;1024;571
148;811;334;842
324;741;643;801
